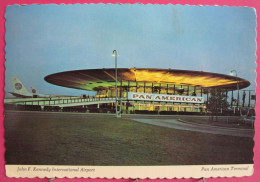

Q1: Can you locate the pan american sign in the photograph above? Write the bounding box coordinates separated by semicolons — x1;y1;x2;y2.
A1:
128;92;204;104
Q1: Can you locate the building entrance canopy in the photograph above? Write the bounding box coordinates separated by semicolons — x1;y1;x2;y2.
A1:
45;68;250;92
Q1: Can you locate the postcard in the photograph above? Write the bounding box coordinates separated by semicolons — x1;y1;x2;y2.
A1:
4;4;256;178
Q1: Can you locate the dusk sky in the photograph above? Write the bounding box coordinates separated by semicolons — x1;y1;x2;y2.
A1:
4;4;256;97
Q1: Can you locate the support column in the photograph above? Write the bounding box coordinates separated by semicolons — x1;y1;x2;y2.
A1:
248;91;251;107
231;90;233;108
127;80;130;98
226;89;228;103
206;89;209;105
120;99;122;114
162;103;164;111
242;90;246;107
237;90;239;108
120;80;123;98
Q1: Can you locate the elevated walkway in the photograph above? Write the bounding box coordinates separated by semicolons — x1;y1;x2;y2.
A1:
5;97;117;108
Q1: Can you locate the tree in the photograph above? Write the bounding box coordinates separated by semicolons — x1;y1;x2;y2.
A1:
206;88;229;121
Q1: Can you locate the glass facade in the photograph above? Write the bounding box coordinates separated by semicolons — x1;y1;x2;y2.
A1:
104;80;209;99
94;80;254;114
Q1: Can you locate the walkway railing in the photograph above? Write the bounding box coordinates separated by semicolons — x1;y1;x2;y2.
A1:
17;97;116;106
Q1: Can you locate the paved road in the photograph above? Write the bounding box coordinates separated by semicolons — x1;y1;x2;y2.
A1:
131;118;254;138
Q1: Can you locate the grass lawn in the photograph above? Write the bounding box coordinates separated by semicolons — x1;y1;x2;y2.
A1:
4;111;254;165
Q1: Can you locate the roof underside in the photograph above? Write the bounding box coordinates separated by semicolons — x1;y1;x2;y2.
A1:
44;68;250;91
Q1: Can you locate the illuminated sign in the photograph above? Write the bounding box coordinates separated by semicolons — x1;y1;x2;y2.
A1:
128;92;204;103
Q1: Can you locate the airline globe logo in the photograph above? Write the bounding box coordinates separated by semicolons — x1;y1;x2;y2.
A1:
15;83;22;90
128;92;204;103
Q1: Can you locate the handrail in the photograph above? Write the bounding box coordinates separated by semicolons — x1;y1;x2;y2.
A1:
21;97;117;106
19;96;255;108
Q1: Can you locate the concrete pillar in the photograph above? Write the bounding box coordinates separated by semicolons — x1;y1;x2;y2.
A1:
162;103;164;111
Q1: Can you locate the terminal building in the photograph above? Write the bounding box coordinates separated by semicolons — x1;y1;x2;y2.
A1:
44;68;254;114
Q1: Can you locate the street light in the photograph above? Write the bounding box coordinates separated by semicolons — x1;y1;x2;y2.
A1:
112;50;120;118
230;70;240;110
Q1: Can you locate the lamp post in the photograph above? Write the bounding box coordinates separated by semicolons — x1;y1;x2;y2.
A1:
230;70;239;111
113;50;120;118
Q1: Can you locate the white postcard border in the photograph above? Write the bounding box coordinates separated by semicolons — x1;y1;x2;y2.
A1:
6;164;253;178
